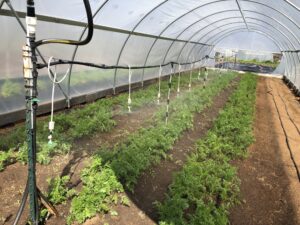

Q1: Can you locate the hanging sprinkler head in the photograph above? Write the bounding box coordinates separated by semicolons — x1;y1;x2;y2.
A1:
189;63;193;92
48;121;55;145
157;92;161;105
47;57;69;145
177;64;181;97
128;65;132;113
157;65;162;105
128;97;132;113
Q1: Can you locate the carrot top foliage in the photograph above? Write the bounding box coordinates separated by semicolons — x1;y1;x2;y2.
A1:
0;71;204;170
67;71;237;224
157;73;257;225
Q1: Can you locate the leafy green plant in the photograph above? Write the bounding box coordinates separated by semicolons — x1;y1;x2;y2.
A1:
17;141;71;165
158;73;257;225
0;69;215;171
67;157;123;224
0;150;14;171
230;59;279;69
0;80;22;98
157;160;240;225
109;72;236;190
47;175;75;205
16;142;28;164
68;71;236;224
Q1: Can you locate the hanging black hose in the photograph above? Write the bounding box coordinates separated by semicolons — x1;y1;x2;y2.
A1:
13;0;94;224
35;0;93;47
37;56;213;70
13;180;29;225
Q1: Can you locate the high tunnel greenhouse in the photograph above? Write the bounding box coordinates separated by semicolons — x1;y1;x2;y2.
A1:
0;0;300;225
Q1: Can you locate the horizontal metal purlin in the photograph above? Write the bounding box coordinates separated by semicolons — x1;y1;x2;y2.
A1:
0;8;213;46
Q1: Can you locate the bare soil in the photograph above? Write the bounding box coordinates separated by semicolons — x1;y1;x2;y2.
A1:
230;76;300;225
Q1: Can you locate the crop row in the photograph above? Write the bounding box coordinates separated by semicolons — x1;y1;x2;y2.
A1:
157;73;257;225
0;69;215;171
66;71;237;224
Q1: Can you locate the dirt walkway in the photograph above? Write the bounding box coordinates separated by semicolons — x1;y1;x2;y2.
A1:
230;76;300;225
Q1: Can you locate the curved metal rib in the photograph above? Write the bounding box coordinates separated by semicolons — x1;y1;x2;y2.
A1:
67;0;110;104
210;28;295;78
139;0;229;85
161;16;242;65
179;17;298;73
200;26;295;79
141;9;239;83
112;0;169;93
183;23;293;70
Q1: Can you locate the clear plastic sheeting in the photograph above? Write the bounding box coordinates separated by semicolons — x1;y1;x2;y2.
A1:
216;32;280;52
0;0;300;119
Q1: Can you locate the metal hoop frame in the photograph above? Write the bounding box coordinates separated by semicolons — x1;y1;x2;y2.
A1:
3;0;300;96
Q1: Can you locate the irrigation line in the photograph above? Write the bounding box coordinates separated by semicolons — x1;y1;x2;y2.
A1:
276;82;300;135
13;180;29;225
267;80;300;182
37;56;214;70
275;84;300;135
4;0;69;100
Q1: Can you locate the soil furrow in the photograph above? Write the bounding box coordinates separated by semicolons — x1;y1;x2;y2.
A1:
89;76;241;225
230;77;300;225
0;75;209;225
